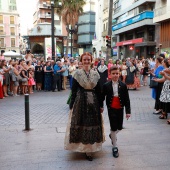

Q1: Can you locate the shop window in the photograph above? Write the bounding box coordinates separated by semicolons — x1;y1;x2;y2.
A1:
11;38;15;47
10;16;14;24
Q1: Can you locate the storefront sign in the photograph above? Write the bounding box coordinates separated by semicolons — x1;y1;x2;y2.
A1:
116;38;143;46
112;11;154;31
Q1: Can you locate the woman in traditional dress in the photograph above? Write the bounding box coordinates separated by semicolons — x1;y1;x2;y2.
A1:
97;59;108;91
125;59;140;90
65;52;105;161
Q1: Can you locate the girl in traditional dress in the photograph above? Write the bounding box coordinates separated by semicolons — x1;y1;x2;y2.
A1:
65;52;105;161
121;59;127;83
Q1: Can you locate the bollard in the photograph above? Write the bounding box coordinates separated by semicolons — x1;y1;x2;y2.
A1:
25;94;30;130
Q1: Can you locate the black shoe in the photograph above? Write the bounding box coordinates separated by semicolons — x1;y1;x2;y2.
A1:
85;153;93;161
112;147;119;158
52;90;56;92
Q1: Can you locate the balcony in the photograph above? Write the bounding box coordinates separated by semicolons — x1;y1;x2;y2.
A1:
0;44;6;48
39;4;51;9
112;11;154;31
153;5;170;23
39;14;51;19
114;6;121;14
154;6;166;17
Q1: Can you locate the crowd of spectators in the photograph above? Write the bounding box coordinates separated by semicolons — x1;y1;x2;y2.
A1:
0;53;170;125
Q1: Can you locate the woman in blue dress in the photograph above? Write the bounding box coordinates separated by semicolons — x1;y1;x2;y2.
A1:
150;57;164;114
43;61;53;91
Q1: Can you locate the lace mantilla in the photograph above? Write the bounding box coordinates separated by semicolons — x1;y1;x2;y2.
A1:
73;69;100;89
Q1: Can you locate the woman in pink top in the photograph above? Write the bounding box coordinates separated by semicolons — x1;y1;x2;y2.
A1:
107;59;113;80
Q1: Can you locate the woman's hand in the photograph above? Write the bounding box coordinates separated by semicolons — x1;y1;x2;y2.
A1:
100;108;104;113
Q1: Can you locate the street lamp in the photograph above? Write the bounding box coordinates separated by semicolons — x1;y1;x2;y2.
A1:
51;1;55;61
66;24;78;57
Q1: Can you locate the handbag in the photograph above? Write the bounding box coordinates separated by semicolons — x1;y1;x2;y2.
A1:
21;78;28;82
150;79;158;88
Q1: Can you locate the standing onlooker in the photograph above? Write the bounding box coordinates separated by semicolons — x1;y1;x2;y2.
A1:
28;69;35;94
62;60;69;90
53;61;62;92
150;57;164;114
108;59;114;81
97;59;108;91
142;60;149;86
121;59;127;83
68;60;76;89
35;61;43;91
153;58;169;119
0;61;4;99
20;63;29;94
1;60;11;97
11;63;20;96
25;50;34;61
44;61;53;91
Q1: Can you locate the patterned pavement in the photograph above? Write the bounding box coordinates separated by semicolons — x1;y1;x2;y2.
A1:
0;86;170;170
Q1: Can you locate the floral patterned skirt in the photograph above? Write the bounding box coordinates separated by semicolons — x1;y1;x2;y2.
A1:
126;76;140;89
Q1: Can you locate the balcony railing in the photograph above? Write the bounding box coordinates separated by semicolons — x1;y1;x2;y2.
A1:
0;31;6;35
0;44;6;48
154;5;166;17
114;5;121;14
39;14;51;18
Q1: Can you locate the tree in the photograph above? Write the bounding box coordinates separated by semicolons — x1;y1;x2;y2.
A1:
54;0;86;56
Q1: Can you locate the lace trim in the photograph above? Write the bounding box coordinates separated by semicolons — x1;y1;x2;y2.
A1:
73;69;100;89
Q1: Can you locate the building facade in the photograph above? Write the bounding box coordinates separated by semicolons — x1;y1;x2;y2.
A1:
153;0;170;56
0;0;20;53
77;0;96;55
25;0;67;59
112;0;156;59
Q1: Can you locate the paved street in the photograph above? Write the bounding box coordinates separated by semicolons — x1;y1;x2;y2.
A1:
0;86;170;170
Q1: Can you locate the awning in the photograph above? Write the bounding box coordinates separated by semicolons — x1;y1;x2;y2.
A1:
116;38;143;46
134;42;156;47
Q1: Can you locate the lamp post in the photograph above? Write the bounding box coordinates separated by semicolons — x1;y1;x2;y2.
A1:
51;1;55;61
66;24;78;57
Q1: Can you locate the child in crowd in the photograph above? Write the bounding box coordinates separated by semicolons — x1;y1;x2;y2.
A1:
101;66;131;158
28;69;35;94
